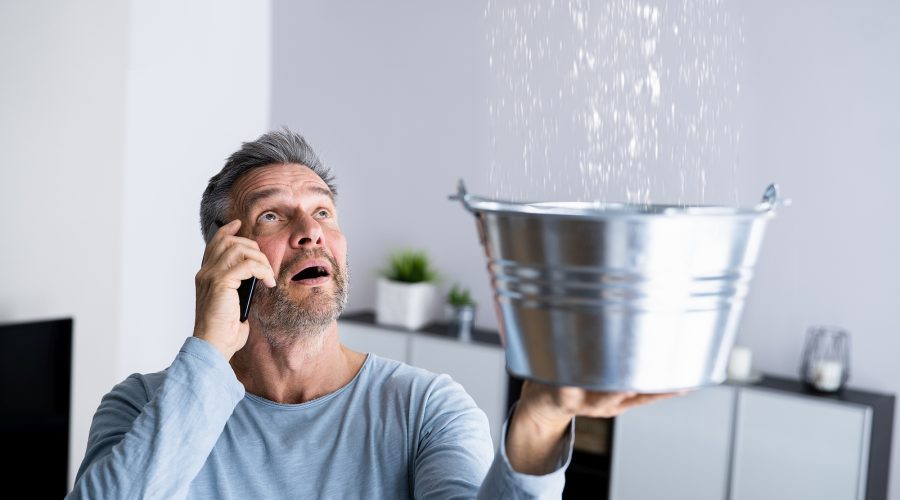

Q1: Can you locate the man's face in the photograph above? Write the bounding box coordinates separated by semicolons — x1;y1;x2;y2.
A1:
229;163;348;342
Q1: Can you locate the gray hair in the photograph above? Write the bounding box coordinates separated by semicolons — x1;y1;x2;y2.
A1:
200;128;336;242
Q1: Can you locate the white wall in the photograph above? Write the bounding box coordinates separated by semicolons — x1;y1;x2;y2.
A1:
117;0;272;379
1;0;271;488
273;1;900;496
0;0;128;487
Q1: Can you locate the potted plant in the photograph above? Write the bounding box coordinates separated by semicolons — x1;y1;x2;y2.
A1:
446;284;476;342
375;250;439;330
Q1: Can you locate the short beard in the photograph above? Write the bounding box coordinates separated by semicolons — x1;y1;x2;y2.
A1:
250;250;349;350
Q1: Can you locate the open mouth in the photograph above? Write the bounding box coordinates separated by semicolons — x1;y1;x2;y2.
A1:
291;265;331;282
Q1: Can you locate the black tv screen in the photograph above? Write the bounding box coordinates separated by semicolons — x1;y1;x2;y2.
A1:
0;317;72;496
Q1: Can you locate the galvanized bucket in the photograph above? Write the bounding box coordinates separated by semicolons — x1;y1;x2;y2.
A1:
451;182;787;392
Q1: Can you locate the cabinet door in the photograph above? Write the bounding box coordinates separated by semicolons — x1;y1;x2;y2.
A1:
408;335;507;447
610;385;736;500
731;388;870;500
338;321;408;363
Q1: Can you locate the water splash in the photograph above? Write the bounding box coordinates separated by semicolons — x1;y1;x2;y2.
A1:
486;0;743;205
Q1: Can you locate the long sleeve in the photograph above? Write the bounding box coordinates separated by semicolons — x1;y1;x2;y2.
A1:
413;376;574;499
67;337;245;500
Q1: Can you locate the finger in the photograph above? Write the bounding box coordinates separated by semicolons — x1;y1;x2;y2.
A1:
227;250;277;288
208;243;276;288
203;230;264;267
202;219;242;263
224;258;279;289
204;235;264;267
618;392;679;410
585;391;633;408
215;218;242;241
560;391;628;418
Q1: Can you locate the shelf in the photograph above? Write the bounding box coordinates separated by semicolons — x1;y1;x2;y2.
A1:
339;310;503;347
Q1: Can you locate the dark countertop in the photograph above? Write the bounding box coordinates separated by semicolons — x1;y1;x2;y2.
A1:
748;374;895;407
339;310;503;347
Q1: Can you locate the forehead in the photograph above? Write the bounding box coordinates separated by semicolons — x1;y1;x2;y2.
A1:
231;163;334;212
233;163;328;193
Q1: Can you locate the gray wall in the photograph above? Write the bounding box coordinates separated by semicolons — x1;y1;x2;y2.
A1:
272;0;495;326
273;0;900;496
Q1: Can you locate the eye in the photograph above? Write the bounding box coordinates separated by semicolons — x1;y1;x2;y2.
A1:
258;211;280;223
314;209;332;219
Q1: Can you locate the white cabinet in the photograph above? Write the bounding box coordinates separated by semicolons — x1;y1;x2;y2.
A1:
337;316;508;447
610;385;735;500
607;378;893;500
730;388;870;500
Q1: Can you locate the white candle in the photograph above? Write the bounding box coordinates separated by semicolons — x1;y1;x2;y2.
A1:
813;360;844;391
727;346;753;381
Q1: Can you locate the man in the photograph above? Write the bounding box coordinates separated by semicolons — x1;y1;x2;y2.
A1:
68;130;671;499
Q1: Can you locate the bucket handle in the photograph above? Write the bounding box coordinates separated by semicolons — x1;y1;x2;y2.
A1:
758;183;792;212
449;180;490;244
448;179;477;213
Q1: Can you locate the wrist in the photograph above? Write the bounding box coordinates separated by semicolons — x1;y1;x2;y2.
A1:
193;328;237;361
513;400;572;437
516;381;576;431
506;403;571;475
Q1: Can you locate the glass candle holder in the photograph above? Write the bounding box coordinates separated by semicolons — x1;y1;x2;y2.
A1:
800;326;850;393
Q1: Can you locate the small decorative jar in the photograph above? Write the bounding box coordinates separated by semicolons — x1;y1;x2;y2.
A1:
446;303;476;343
800;326;850;393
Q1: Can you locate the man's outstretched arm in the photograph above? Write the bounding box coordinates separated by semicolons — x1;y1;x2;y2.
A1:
507;382;678;475
413;377;677;499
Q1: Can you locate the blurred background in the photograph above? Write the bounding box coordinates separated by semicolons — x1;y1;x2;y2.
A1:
1;0;898;495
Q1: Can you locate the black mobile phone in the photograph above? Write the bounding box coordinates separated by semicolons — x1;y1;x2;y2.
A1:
207;221;257;322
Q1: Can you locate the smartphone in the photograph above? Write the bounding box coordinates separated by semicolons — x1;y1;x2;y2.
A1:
207;221;258;322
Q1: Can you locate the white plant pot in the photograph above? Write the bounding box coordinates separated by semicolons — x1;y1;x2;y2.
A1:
375;278;437;330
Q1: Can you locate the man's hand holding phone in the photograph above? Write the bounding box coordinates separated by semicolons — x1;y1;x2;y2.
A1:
194;219;276;360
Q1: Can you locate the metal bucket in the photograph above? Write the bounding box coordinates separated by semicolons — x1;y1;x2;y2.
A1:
451;182;788;392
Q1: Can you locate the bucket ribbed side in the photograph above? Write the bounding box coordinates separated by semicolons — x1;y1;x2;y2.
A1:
477;211;770;391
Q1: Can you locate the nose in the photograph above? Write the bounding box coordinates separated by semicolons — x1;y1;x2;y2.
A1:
290;212;324;248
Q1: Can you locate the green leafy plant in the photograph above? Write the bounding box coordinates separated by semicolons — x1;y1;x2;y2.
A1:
383;250;438;283
447;284;475;307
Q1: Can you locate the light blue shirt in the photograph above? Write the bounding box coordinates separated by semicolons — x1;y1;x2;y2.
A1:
68;337;572;499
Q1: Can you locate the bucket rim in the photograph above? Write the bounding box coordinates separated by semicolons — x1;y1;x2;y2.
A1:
450;180;789;219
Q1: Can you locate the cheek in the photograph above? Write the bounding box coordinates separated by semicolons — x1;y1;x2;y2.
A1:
255;241;283;272
330;233;348;265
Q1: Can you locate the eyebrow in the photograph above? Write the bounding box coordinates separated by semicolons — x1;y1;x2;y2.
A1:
240;186;335;216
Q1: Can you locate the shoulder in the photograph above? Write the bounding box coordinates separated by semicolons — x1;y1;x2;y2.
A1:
362;354;488;438
101;370;168;409
363;354;473;408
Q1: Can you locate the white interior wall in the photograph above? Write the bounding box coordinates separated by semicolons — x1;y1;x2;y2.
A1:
0;1;129;487
117;0;272;379
273;1;900;496
0;0;271;488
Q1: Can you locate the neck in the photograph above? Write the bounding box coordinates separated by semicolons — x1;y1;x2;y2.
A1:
230;321;365;404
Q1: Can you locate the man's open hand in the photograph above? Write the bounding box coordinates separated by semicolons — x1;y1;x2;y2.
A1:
193;219;276;360
506;381;681;475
